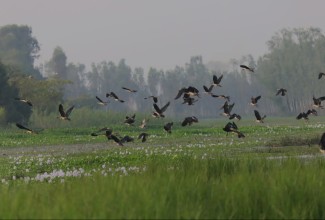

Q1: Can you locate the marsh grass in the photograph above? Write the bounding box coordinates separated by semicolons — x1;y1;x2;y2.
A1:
1;157;325;219
0;116;325;218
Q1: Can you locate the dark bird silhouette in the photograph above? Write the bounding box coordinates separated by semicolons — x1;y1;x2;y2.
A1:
318;72;325;79
175;88;187;100
163;122;173;133
312;96;325;108
174;86;199;100
203;85;214;94
320;132;325;153
124;114;136;126
152;101;170;118
185;86;200;97
103;130;123;146
15;98;33;107
122;87;137;93
240;64;254;72
250;96;261;106
138;132;149;142
108;135;124;146
144;95;158;103
222;122;245;138
229;113;242;120
223;121;238;132
307;109;318;116
58;104;74;121
96;96;108;106
16;123;39;134
181;116;198;126
106;92;125;103
121;135;134;143
91;127;111;136
212;74;223;87
220;101;235;117
254;110;266;123
182;95;198;105
296;109;317;120
211;94;230;102
276;88;287;96
296;112;309;120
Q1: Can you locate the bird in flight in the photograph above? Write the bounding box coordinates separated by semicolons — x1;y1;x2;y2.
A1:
121;135;134;144
240;64;254;72
250;96;261;106
91;127;111;136
296;109;317;120
16;123;39;134
58;104;74;121
307;109;318;116
164;122;173;133
144;95;158;103
220;101;235;117
254;110;266;123
229;113;242;120
152;101;170;118
106;92;125;103
203;85;214;94
222;122;245;138
181;116;198;126
296;112;309;121
312;96;325;108
318;72;325;79
174;86;199;100
124;114;136;126
276;88;287;96
212;74;223;87
138;132;149;142
96;96;108;106
15;98;32;107
211;94;230;102
105;130;123;146
182;94;198;105
139;118;148;129
122;87;137;93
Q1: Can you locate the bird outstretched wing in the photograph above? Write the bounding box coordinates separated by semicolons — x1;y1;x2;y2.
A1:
160;102;170;113
65;106;74;117
254;110;261;120
58;104;65;117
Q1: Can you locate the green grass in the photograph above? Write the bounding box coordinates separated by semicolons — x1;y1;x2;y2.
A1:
1;157;325;219
0;116;324;218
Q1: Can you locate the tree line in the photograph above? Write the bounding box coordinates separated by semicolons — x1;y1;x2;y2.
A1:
0;24;324;126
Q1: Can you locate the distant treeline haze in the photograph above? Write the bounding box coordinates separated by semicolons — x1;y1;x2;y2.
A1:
0;24;324;125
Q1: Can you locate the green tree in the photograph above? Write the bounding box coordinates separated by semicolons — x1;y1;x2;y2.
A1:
147;68;163;96
0;63;30;125
8;73;68;116
257;27;325;114
45;46;67;79
0;24;41;78
64;63;87;99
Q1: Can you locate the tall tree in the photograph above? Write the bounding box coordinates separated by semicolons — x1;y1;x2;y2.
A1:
0;24;41;78
64;63;87;99
45;46;67;79
147;68;163;96
257;27;325;114
0;63;30;125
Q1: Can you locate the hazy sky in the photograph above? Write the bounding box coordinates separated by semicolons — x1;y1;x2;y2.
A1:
1;0;325;71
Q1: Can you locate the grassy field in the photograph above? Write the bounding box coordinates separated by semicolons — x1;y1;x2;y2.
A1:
0;117;324;219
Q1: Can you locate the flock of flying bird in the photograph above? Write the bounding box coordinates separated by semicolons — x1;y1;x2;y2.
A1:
14;65;325;150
